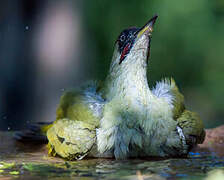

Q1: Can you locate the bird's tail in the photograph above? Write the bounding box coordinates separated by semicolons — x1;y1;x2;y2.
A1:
14;122;53;143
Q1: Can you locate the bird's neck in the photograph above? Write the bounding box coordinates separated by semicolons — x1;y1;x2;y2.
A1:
103;55;154;104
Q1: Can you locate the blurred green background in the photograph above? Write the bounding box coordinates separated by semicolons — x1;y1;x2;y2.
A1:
0;0;223;130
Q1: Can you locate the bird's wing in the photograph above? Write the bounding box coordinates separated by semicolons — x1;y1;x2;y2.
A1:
56;81;105;126
152;78;205;147
47;81;105;159
47;118;96;160
54;81;105;127
177;110;205;146
152;78;185;119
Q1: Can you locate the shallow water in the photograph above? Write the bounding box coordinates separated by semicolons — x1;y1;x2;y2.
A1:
0;132;224;180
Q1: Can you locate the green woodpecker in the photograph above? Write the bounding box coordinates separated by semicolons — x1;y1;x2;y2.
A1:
16;15;205;160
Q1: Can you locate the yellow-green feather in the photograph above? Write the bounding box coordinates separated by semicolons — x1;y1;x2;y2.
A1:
46;88;101;159
47;118;96;160
56;90;99;127
177;110;205;144
169;78;205;145
169;78;185;119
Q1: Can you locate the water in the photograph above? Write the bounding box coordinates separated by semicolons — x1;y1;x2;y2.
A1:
0;132;223;179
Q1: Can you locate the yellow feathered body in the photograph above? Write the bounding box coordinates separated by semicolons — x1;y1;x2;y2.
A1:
15;16;205;160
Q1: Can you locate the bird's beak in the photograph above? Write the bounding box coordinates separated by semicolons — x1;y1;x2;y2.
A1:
136;15;158;39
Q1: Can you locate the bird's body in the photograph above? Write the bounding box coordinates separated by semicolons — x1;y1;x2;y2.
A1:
97;30;203;159
15;15;205;160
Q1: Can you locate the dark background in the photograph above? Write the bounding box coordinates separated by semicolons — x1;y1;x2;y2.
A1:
0;0;224;130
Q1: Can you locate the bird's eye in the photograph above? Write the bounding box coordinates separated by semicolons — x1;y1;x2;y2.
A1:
120;34;125;42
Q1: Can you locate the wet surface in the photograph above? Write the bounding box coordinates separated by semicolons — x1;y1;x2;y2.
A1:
0;131;224;180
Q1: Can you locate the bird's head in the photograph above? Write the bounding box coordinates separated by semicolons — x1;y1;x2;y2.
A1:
103;15;158;99
109;15;158;74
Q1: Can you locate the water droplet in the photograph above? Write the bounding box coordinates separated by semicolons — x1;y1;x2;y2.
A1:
25;26;29;30
7;127;11;131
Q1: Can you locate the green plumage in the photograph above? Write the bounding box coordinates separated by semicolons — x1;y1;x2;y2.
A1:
169;78;205;146
47;118;96;160
177;110;205;144
46;88;101;160
45;78;205;160
56;90;99;126
169;78;185;119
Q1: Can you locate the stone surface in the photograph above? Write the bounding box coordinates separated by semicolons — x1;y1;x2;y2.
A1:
195;125;224;157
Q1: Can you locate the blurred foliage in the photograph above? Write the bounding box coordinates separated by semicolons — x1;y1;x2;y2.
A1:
83;0;224;128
